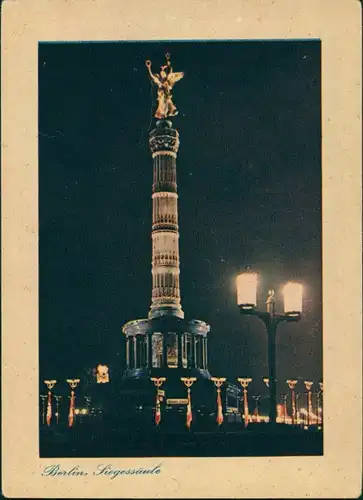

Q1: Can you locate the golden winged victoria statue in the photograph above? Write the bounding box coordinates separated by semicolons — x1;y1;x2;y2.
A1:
146;53;184;119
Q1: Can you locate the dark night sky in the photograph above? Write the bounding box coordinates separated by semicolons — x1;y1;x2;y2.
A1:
39;40;322;396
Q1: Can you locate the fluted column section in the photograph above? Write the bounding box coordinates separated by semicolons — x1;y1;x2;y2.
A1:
149;120;184;319
133;336;137;368
177;333;183;368
147;333;153;368
191;334;196;368
126;337;130;368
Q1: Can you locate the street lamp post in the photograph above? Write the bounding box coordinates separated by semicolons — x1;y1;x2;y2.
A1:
211;377;226;427
281;393;288;424
54;395;62;425
295;392;301;425
44;380;57;426
40;395;47;425
318;382;324;428
181;377;197;430
236;273;303;425
287;380;298;424
150;377;166;427
304;381;313;427
67;379;80;428
303;393;308;426
252;394;261;423
85;396;92;415
237;378;252;428
316;389;322;427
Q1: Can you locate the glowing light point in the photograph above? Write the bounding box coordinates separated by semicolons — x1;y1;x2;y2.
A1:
96;364;110;384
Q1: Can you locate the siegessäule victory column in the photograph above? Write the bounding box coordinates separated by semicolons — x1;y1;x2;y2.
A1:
120;54;222;430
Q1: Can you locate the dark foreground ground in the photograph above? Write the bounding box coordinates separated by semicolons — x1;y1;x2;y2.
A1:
40;424;323;457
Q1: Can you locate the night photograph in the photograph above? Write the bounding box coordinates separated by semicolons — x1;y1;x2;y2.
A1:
38;39;322;458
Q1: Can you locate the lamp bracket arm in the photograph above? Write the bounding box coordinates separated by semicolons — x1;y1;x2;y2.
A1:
275;313;302;324
255;310;272;328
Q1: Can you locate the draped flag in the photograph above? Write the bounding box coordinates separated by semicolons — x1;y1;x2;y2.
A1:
186;389;192;429
68;392;75;428
244;389;249;427
155;394;161;426
46;391;52;426
216;390;224;426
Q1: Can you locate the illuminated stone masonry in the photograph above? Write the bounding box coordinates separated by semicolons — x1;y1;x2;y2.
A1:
149;120;183;319
122;119;211;381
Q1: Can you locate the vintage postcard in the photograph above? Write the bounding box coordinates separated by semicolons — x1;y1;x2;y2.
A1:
1;0;362;497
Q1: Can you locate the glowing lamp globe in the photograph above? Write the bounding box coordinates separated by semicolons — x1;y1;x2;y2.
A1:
236;272;258;308
283;282;303;316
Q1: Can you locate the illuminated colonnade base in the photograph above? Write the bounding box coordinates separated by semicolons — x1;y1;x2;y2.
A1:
122;316;210;377
120;316;214;427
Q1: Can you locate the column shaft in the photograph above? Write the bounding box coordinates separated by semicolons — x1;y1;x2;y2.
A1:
142;336;146;368
148;333;153;368
191;334;196;368
133;336;137;369
177;333;183;368
201;338;205;369
126;337;130;368
204;337;208;369
149;121;184;320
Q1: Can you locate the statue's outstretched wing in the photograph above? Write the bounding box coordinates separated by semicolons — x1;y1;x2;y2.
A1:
150;73;163;88
167;71;184;87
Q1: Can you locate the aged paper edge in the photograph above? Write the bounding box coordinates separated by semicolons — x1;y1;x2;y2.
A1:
1;0;362;498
